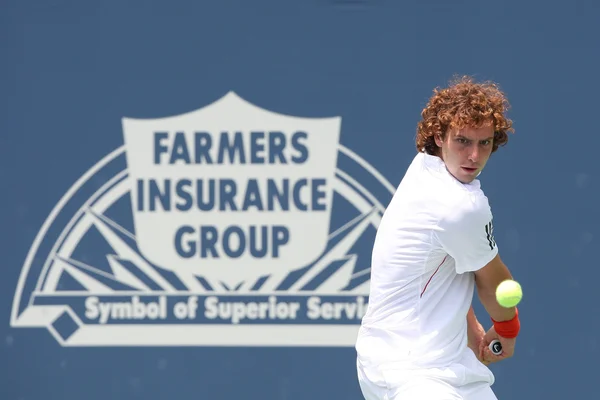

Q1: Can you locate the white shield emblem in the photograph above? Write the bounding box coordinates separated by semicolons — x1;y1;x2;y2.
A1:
122;92;341;284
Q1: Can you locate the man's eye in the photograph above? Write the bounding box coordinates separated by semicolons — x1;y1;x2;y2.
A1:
481;140;491;146
457;138;468;144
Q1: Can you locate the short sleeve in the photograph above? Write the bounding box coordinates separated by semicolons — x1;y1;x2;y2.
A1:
434;194;498;274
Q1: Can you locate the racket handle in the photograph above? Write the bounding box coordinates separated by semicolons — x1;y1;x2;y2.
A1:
489;339;503;355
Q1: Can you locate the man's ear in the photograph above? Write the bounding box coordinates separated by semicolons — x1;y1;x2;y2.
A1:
434;133;443;147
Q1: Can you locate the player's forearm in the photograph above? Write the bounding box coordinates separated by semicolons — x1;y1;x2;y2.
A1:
476;279;516;322
466;307;484;357
466;306;478;327
466;306;484;339
474;255;517;322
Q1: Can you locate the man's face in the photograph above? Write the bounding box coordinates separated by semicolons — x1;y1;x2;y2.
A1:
435;125;495;184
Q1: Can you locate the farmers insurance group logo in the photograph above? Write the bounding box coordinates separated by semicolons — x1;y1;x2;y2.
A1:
10;92;394;347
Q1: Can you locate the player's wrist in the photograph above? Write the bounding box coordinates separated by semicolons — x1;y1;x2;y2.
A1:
491;307;520;338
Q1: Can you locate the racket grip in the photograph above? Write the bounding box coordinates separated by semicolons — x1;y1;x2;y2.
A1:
489;339;503;355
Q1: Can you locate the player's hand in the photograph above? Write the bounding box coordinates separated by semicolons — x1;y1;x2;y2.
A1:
481;326;516;364
466;315;487;364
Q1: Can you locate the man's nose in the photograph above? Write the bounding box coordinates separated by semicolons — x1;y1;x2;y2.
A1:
468;145;480;162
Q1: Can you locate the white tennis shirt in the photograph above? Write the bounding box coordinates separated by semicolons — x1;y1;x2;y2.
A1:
356;151;498;369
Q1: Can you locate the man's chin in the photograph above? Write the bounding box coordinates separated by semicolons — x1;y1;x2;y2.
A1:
455;172;476;184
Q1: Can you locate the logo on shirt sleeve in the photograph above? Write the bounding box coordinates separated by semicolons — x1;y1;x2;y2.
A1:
485;220;496;250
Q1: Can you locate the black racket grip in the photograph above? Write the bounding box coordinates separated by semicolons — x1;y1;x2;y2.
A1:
489;339;503;355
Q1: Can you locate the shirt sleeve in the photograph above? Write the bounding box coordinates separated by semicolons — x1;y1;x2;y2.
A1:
434;193;498;274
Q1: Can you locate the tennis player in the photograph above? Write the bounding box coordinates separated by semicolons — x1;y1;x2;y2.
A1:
355;76;521;399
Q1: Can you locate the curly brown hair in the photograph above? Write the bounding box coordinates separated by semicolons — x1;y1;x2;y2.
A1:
416;76;515;155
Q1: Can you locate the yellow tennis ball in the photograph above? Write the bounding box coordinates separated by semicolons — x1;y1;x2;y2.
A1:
496;279;522;308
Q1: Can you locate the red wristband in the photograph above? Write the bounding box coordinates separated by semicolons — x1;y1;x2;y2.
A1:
491;308;520;338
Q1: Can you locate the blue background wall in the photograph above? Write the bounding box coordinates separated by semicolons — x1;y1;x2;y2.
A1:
2;0;599;399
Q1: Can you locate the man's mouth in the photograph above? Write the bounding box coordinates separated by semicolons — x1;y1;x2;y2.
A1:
461;167;478;173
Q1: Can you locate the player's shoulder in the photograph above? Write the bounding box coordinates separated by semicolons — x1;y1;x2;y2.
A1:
455;189;492;218
437;188;493;233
